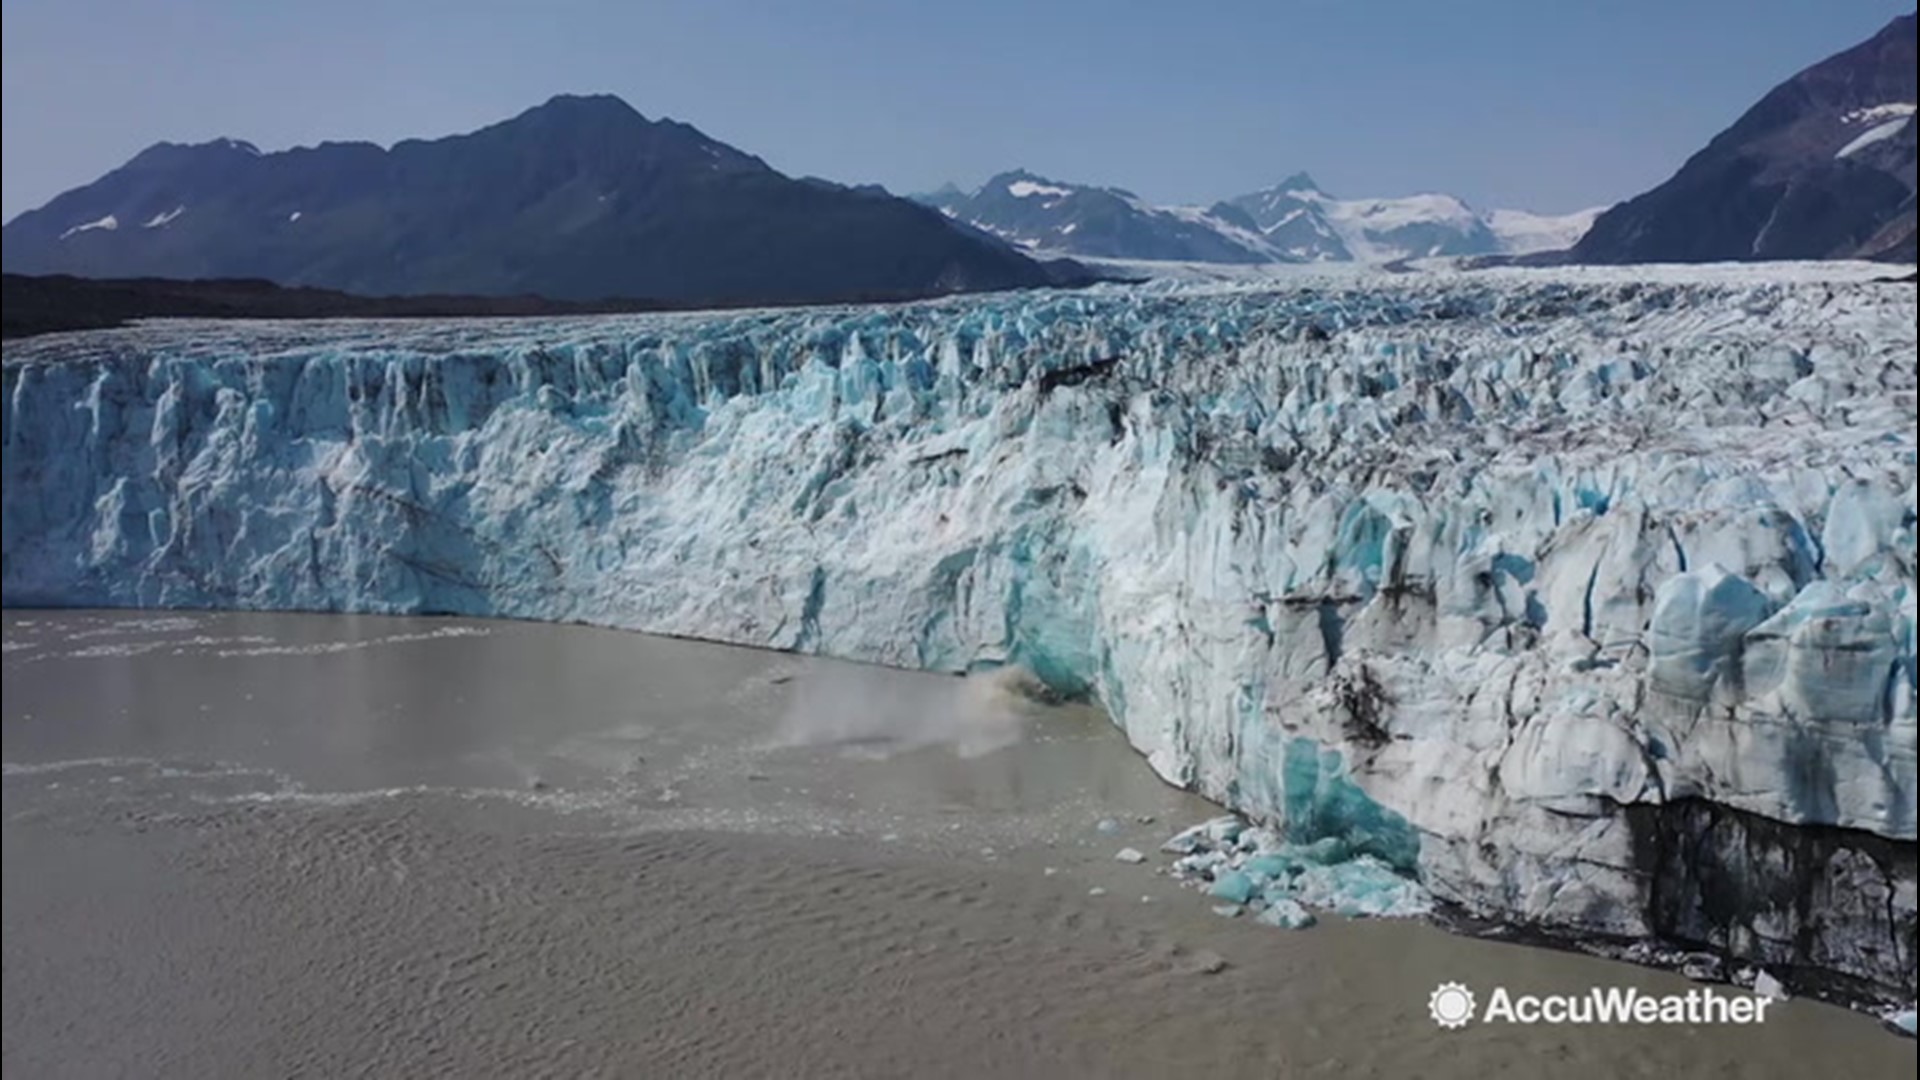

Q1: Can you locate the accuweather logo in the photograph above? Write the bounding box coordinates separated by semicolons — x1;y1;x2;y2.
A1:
1428;982;1477;1029
1427;981;1773;1028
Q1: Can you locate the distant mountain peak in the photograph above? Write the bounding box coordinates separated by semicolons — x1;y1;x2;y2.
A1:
985;167;1069;190
527;92;646;118
117;138;268;183
499;92;659;134
129;137;263;162
1276;171;1321;194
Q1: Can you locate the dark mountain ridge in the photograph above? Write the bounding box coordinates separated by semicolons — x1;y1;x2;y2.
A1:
1574;14;1917;264
3;94;1095;304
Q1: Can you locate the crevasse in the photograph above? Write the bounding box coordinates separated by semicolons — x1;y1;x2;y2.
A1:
4;268;1915;995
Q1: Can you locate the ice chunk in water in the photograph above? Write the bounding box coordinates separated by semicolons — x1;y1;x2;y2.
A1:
1173;850;1230;879
1255;898;1317;929
1240;852;1298;883
1208;869;1259;905
1288;856;1433;918
1203;816;1247;844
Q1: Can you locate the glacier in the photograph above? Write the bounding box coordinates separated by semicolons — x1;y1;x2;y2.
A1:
3;264;1915;997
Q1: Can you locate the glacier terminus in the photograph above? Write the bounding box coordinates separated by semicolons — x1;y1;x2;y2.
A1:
3;264;1914;1000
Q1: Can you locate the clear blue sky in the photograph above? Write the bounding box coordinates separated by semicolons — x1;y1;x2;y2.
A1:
2;0;1912;222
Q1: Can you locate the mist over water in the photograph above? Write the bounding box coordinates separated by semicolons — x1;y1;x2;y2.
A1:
773;664;1037;760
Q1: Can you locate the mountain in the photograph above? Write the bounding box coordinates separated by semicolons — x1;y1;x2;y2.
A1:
1228;176;1497;263
0;95;1094;304
1225;173;1356;261
1574;14;1917;264
915;170;1280;263
1227;173;1606;262
923;168;1605;266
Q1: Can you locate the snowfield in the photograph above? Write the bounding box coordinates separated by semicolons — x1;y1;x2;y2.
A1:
4;263;1914;996
1484;206;1608;255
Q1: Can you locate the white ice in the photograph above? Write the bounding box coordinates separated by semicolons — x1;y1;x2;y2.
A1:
57;214;119;239
141;206;185;229
1837;116;1912;158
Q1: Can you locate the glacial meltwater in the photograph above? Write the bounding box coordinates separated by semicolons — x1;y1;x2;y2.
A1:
3;610;1909;1078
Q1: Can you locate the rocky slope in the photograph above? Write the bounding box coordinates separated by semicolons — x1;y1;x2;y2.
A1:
3;266;1913;997
0;95;1092;305
1574;14;1917;264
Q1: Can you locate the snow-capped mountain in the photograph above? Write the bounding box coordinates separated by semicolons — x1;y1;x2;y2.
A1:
916;170;1280;264
1224;172;1356;261
924;168;1605;265
1229;172;1606;262
6;266;1912;998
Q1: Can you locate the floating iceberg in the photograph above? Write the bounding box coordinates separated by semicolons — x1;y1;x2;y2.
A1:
3;264;1913;996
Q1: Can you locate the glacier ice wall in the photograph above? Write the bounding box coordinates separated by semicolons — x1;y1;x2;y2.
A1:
5;267;1915;993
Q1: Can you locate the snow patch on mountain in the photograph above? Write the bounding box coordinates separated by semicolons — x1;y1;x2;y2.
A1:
1329;192;1480;233
1315;192;1487;260
1007;179;1073;199
1842;102;1917;125
1486;206;1609;255
1838;116;1913;158
57;214;119;240
1162;205;1277;255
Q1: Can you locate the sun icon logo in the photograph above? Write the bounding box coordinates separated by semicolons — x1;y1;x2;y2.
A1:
1428;981;1477;1029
